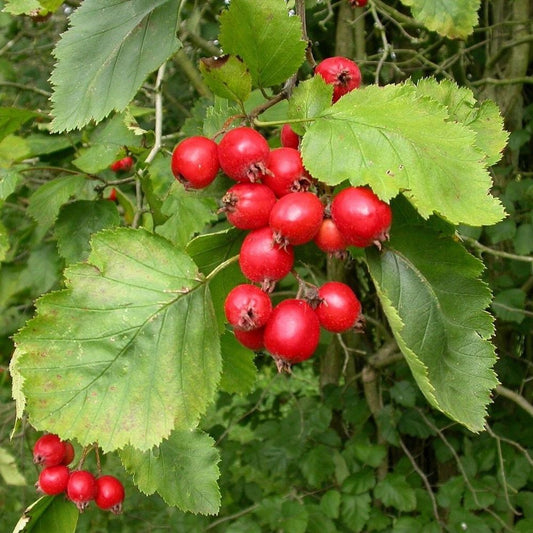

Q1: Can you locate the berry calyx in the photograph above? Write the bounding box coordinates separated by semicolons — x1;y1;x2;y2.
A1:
224;284;272;331
315;56;362;103
221;183;276;230
33;434;67;467
269;191;324;245
315;281;362;333
330;186;392;247
110;156;134;173
171;136;219;189
264;299;321;368
234;327;265;351
262;147;312;197
67;470;97;512
239;227;294;292
218;127;270;183
313;217;348;254
36;465;70;495
95;475;125;514
280;124;300;150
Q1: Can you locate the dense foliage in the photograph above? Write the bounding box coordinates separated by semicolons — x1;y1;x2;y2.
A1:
0;1;532;531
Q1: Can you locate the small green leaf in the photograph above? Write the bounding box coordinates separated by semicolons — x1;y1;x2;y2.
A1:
27;175;88;232
300;445;336;487
219;0;306;88
320;490;341;519
514;223;533;255
220;330;257;394
0;447;26;486
342;469;376;495
341;493;371;533
120;429;221;515
11;228;221;452
50;0;182;132
374;474;417;512
0;108;40;141
199;55;252;103
400;0;480;39
0;168;22;201
492;288;527;324
54;200;120;263
389;380;417;407
351;438;388;468
13;496;78;533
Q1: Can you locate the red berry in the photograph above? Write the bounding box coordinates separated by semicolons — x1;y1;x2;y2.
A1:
313;218;348;254
95;475;125;514
315;56;361;103
239;227;294;291
36;465;70;495
349;0;368;6
224;284;272;331
315;281;362;333
269;191;324;245
67;470;97;512
110;156;134;173
331;187;392;247
33;434;67;467
62;441;75;466
262;147;312;197
171;136;219;189
235;327;265;351
218;127;270;183
221;183;276;230
264;299;321;365
107;188;117;202
280;124;300;150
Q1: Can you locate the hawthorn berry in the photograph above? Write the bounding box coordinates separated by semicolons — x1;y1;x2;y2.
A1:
221;183;276;230
234;326;265;351
67;470;97;511
264;299;321;367
110;156;134;173
313;217;348;254
36;465;70;495
269;191;324;245
315;281;362;333
33;434;67;467
224;284;272;331
331;186;392;247
171;135;219;189
315;56;362;103
280;124;300;150
218;127;270;182
95;475;125;514
107;188;117;202
349;0;368;6
262;147;312;197
62;441;75;466
239;227;294;291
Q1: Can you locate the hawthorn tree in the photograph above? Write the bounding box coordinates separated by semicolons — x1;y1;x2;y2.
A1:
0;0;532;531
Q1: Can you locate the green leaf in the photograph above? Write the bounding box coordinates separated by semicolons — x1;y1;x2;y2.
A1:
11;228;221;452
0;446;26;486
0;107;40;141
514;223;533;255
341;493;371;533
366;205;498;432
27;175;88;232
220;330;257;394
54;200;120;263
199;55;252;103
320;490;341;519
300;83;505;226
219;0;306;88
50;0;182;132
374;473;417;512
300;445;336;487
389;380;417;407
400;0;480;39
342;469;376;495
492;288;526;324
120;429;221;515
13;496;78;533
0;168;22;202
0;221;8;262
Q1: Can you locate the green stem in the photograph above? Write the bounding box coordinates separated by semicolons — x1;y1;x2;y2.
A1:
205;254;240;282
253;117;316;128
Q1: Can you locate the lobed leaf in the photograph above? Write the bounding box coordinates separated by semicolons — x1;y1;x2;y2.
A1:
10;228;221;452
50;0;181;132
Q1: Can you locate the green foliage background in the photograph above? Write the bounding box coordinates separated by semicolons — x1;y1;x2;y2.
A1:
0;0;532;532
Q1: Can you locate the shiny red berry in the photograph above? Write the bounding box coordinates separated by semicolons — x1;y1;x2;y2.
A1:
67;470;97;512
239;227;294;291
224;284;272;331
218;127;270;183
61;441;75;466
264;299;321;366
110;156;134;173
33;434;67;467
315;281;362;333
280;124;300;150
171;136;219;189
235;327;265;351
95;475;125;514
313;218;348;254
36;465;70;495
269;191;324;245
331;186;392;247
315;57;361;103
221;183;276;230
349;0;368;6
262;147;312;197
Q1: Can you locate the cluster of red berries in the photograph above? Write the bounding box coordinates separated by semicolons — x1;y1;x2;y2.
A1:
33;433;125;514
170;56;391;370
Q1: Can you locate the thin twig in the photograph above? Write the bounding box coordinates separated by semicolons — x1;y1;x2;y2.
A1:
461;235;533;263
495;385;533;417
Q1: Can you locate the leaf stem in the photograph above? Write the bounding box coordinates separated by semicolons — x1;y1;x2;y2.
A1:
461;235;533;263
